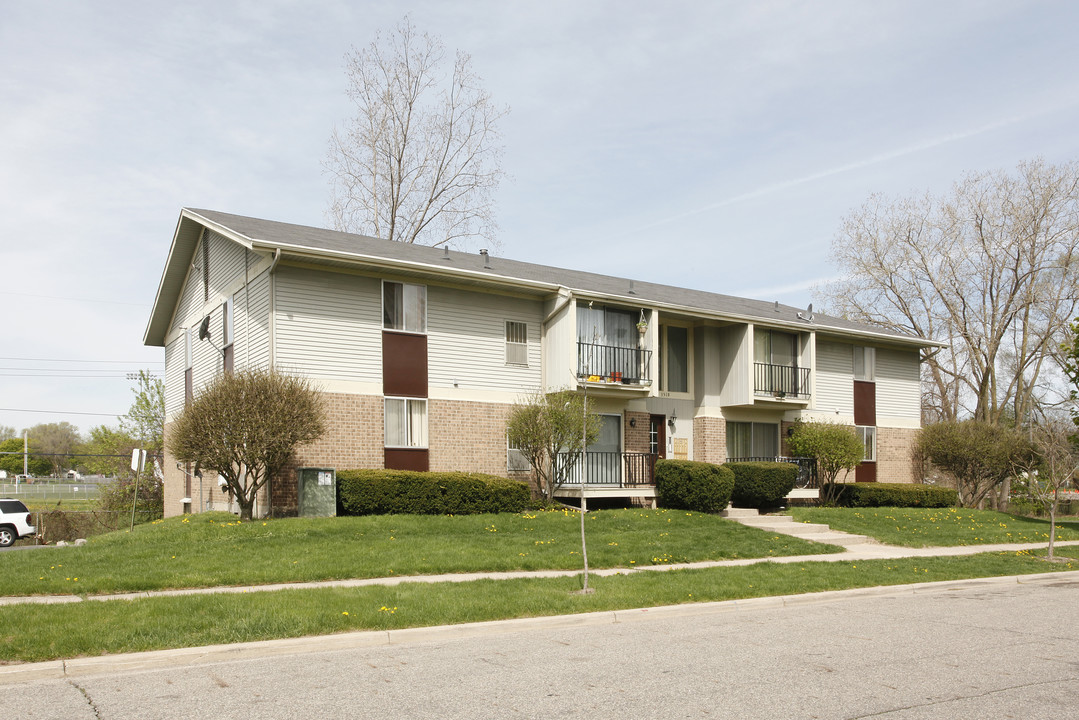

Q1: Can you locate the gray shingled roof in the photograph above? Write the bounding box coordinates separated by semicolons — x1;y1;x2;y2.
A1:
146;207;933;347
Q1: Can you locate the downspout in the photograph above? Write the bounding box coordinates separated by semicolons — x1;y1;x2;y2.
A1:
267;248;282;517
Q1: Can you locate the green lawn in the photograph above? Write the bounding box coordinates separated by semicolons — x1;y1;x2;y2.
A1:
0;509;842;596
0;550;1070;663
788;506;1079;547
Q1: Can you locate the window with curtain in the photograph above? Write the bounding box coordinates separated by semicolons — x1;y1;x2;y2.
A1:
664;326;688;392
856;425;876;461
854;346;875;381
385;398;428;448
726;421;779;459
383;281;427;333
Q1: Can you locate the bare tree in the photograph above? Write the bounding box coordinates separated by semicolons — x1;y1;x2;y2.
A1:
1012;417;1079;561
28;422;81;477
167;369;325;520
325;16;507;249
506;389;601;501
818;159;1079;425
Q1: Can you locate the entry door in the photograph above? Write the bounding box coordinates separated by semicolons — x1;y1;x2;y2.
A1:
649;415;667;459
585;415;622;485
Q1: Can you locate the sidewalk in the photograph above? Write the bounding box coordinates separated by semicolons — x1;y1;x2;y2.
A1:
1;538;1076;607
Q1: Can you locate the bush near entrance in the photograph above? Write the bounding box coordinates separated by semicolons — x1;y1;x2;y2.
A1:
726;461;798;508
655;460;734;513
825;482;958;508
337;470;530;515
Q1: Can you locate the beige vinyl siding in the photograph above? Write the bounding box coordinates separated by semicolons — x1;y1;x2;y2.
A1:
876;347;921;422
239;270;271;371
164;336;185;419
814;340;854;416
205;231;246;298
169;239;204;337
541;295;575;390
191;302;222;395
273;266;382;382
428;286;542;391
718;324;751;406
694;326;722;408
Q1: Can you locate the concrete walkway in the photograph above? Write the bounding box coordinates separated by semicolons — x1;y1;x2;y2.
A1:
1;534;1076;607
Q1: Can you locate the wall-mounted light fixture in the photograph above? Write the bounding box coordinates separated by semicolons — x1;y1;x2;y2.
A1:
629;417;636;428
668;410;677;431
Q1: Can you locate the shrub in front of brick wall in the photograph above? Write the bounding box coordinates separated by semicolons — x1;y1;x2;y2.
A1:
825;482;958;508
655;459;735;513
337;470;531;515
725;461;798;508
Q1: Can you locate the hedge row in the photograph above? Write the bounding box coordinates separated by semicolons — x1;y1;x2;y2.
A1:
337;470;531;516
824;482;958;508
726;461;798;508
655;460;735;513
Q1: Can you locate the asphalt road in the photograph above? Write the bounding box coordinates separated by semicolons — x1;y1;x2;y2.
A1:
3;574;1077;719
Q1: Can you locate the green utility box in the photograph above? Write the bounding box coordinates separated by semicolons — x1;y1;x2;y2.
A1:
298;468;336;517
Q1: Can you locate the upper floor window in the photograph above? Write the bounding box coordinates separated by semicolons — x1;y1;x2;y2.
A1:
854;346;875;381
184;327;194;405
383;281;426;333
505;321;528;366
662;326;688;393
222;297;234;374
577;304;636;348
755;329;797;367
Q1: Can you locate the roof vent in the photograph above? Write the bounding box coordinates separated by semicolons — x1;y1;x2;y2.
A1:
480;248;491;269
628;280;636;295
774;301;780;313
443;245;451;260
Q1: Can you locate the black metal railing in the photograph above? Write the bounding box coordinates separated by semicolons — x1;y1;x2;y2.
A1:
727;455;818;489
577;342;652;384
753;363;811;399
555;452;657;487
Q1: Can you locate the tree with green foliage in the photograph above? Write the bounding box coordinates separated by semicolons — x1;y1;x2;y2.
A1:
918;420;1036;508
120;370;165;455
505;389;601;501
0;437;49;476
167;369;326;520
0;425;16;442
786;421;865;504
27;422;80;477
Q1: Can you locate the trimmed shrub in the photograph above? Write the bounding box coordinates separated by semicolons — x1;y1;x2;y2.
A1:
655;460;734;513
336;470;531;515
825;482;958;508
726;461;798;508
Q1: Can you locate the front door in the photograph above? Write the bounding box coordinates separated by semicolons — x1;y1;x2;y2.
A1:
649;415;667;459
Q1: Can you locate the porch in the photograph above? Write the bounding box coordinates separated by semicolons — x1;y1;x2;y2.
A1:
552;451;658;509
576;341;652;386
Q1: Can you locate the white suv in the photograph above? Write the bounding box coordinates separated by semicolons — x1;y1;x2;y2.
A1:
0;499;36;547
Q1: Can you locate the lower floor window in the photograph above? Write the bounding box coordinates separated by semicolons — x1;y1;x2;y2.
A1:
385;398;428;448
856;425;876;462
726;421;779;459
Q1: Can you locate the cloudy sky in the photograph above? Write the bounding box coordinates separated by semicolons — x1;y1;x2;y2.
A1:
2;0;1078;438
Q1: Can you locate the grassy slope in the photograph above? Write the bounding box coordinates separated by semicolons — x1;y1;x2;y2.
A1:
788;507;1079;547
0;509;841;596
1;551;1071;663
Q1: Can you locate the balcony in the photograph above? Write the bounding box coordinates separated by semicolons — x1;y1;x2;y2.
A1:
728;456;818;489
554;452;656;487
577;341;652;385
753;363;810;399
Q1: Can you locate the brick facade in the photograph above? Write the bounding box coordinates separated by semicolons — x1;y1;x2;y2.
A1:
692;416;726;464
624;411;651;454
875;426;918;484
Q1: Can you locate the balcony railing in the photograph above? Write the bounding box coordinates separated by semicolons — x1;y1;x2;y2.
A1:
577;342;652;384
728;455;818;489
754;363;811;399
555;452;656;487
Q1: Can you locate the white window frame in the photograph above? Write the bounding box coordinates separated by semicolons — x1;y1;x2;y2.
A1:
507;435;530;472
222;296;234;347
854;346;876;381
384;397;428;449
856;425;876;462
382;281;427;334
505;320;528;366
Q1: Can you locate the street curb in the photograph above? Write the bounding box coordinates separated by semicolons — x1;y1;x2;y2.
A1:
2;569;1076;685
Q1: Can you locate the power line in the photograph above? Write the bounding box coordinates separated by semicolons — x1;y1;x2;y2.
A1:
0;357;163;364
0;374;159;379
0;408;123;417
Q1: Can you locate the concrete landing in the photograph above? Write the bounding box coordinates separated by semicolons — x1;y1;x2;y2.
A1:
722;508;875;547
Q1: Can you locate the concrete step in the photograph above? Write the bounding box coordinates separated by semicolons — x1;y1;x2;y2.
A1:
806;532;873;546
721;508;760;519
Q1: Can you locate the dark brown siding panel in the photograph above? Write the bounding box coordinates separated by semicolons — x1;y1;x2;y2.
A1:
853;380;876;426
383;331;428;398
855;462;877;483
385;448;429;472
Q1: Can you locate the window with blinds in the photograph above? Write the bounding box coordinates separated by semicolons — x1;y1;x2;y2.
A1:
505;321;528;366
